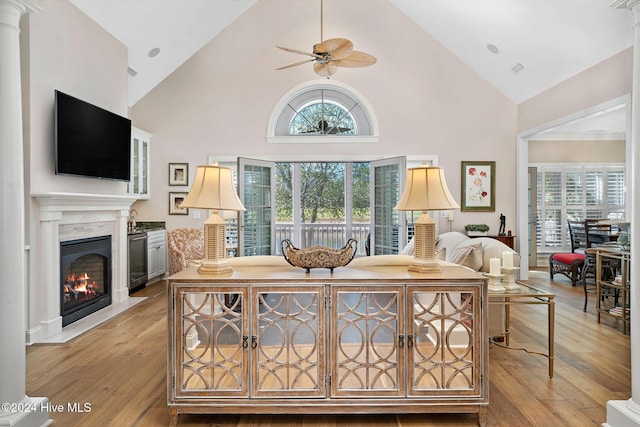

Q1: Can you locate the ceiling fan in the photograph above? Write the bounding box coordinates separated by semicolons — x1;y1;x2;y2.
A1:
276;0;376;78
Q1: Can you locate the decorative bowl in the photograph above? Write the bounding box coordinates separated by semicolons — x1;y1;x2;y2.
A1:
281;239;357;273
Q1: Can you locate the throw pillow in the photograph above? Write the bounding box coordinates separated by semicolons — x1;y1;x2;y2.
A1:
447;242;483;271
399;238;414;255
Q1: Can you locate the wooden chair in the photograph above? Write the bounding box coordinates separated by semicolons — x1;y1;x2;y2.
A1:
549;220;586;286
585;218;612;248
581;219;616;311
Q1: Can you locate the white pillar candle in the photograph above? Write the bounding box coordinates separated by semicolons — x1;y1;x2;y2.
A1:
490;257;501;275
448;212;454;221
503;251;514;268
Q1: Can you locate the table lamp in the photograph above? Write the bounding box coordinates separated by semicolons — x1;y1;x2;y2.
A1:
179;163;245;274
396;166;459;272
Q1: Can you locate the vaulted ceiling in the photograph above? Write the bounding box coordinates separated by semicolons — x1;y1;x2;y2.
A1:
69;0;633;122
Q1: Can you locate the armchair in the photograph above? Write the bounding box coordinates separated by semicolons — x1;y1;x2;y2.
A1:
167;228;204;275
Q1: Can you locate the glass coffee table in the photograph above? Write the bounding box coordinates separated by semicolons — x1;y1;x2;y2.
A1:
488;281;555;378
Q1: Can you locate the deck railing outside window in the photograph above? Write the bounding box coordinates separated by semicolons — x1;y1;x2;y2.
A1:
275;223;371;256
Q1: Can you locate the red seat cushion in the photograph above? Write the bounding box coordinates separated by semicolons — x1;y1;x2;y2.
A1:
551;253;585;264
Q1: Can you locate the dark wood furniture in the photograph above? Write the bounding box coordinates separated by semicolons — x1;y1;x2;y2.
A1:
487;235;515;249
585;219;614;247
549;220;586;286
167;263;489;426
469;235;516;249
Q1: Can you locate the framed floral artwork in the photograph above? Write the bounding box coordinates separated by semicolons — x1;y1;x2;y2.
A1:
461;161;495;212
169;192;189;215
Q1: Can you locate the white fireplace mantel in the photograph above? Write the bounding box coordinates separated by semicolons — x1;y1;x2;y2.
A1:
29;192;138;343
33;191;138;213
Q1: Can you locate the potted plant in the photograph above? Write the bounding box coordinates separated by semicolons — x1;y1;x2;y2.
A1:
465;224;490;236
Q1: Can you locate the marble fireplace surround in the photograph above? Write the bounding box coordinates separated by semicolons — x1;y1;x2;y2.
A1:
29;192;141;344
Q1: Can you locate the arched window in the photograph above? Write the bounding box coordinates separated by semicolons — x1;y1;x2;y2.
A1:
290;101;356;135
267;80;379;143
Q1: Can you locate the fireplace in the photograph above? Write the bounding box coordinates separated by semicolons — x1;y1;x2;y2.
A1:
60;235;112;326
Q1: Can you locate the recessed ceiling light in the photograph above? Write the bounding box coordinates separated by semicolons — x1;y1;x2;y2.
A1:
487;43;499;54
148;47;160;58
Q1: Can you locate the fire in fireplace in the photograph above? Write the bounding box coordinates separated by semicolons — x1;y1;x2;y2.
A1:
60;235;112;326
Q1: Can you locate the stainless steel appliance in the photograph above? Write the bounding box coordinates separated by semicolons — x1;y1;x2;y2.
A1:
128;231;148;291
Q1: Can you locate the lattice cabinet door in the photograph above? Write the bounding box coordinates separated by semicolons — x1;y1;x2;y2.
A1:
251;286;326;397
407;286;482;397
331;285;405;397
174;287;249;398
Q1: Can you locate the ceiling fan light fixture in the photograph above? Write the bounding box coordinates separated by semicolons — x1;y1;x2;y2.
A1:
275;0;375;77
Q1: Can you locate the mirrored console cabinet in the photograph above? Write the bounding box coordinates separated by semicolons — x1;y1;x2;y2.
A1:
167;263;489;426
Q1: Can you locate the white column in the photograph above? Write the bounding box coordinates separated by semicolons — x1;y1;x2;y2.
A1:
113;209;131;304
607;2;640;426
0;0;50;426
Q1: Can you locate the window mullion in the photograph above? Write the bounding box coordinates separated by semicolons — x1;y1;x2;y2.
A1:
345;163;353;241
293;163;302;246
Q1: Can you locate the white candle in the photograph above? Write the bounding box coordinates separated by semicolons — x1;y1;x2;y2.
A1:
503;251;514;268
490;258;501;275
448;212;454;221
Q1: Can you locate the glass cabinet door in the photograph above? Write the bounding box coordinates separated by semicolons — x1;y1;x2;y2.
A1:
331;286;404;397
176;289;248;397
252;286;325;397
407;286;481;397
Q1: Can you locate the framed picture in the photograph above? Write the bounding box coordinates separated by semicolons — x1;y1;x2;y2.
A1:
461;161;495;212
169;192;189;215
169;163;189;186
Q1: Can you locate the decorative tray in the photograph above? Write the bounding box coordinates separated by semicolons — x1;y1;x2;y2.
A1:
281;238;357;273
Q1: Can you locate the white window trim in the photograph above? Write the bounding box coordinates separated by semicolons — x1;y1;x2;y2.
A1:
266;80;380;144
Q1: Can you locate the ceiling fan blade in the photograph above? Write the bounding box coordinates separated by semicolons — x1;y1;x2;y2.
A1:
314;38;353;60
277;45;323;59
276;58;315;71
314;62;338;78
335;51;377;68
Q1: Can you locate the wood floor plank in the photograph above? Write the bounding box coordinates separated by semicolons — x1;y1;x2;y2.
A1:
25;271;630;426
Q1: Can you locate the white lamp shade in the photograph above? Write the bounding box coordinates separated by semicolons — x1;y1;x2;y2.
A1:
396;166;459;211
179;165;246;211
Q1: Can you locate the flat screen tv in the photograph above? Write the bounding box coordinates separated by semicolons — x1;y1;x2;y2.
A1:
55;90;132;181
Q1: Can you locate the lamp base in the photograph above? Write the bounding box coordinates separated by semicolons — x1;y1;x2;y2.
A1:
198;212;232;275
408;212;440;272
408;257;441;273
197;259;232;275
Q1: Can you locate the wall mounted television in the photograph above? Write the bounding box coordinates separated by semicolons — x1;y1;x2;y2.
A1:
55;90;132;181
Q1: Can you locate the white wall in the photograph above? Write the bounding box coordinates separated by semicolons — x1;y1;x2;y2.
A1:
20;0;129;335
23;0;129;196
529;139;625;163
130;0;518;234
518;49;632;133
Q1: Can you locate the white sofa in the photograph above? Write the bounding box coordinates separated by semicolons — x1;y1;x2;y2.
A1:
226;231;518;338
433;231;520;273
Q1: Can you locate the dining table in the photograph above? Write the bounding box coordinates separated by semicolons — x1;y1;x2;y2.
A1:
588;219;629;247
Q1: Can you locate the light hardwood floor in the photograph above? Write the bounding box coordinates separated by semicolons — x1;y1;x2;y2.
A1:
26;270;631;427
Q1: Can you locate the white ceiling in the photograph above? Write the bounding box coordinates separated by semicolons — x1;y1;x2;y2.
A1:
68;0;633;133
